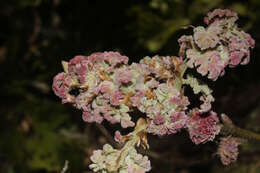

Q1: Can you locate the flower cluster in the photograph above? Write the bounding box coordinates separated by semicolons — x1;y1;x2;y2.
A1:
53;52;190;135
89;144;151;173
186;109;221;144
179;9;255;80
53;52;136;128
52;9;255;171
132;56;190;136
217;136;244;165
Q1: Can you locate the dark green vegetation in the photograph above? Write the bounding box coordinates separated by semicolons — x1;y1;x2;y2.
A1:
1;0;260;173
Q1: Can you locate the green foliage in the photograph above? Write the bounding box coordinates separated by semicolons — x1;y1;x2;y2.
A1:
128;0;260;53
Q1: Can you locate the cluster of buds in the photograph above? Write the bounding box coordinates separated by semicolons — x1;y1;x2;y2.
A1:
52;9;255;172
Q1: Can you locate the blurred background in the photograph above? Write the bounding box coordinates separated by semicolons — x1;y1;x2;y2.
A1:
0;0;260;173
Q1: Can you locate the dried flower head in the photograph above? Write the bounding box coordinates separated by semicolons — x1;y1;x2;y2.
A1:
186;109;221;144
217;136;244;165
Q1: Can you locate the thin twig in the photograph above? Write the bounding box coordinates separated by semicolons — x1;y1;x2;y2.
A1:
96;124;122;149
221;123;260;142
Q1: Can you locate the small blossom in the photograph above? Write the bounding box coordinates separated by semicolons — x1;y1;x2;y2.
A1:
130;90;146;109
110;90;124;106
52;72;77;103
153;112;165;125
52;72;68;99
115;68;133;84
186;109;221;144
187;50;225;81
204;9;238;25
217;136;244;165
98;81;114;93
168;111;188;134
82;111;94;123
114;130;123;144
193;26;220;50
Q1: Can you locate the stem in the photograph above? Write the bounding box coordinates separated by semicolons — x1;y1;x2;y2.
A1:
221;123;260;142
115;119;147;170
96;124;122;149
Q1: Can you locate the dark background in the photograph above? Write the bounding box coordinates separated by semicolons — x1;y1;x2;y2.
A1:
0;0;260;173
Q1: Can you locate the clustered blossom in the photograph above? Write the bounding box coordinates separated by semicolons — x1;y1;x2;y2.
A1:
52;9;256;171
179;9;255;80
53;52;190;135
130;56;190;136
217;136;244;165
186;109;221;144
53;52;135;128
89;144;151;173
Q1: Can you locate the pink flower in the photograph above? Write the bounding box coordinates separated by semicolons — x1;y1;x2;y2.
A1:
170;95;190;107
114;130;123;143
168;111;188;134
193;26;220;50
153;112;165;125
104;113;118;124
187;50;225;81
228;34;255;66
170;111;185;122
186;109;221;144
207;54;225;80
204;9;238;25
229;51;244;66
93;109;104;123
147;123;168;136
99;81;114;93
82;111;94;123
101;51;129;71
68;56;89;83
52;72;76;103
217;136;244;165
110;90;124;106
52;72;67;98
115;68;133;84
130;90;145;108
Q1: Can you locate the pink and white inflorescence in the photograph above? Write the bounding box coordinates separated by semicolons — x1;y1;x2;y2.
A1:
186;109;221;144
53;52;136;128
52;8;255;171
179;9;255;81
53;52;190;135
89;144;151;173
130;56;190;136
217;136;244;165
